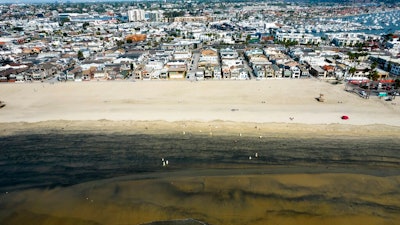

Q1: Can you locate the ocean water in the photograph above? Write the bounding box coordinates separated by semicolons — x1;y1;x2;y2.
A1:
1;130;400;225
1;132;399;193
337;10;400;34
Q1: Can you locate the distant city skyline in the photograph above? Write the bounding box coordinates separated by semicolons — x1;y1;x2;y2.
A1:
0;0;398;4
0;0;142;4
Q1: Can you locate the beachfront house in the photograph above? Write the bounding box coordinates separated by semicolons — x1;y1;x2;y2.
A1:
300;66;310;78
134;65;144;80
93;71;108;80
238;68;249;80
66;72;75;81
271;64;282;78
204;69;213;79
195;69;205;80
222;67;231;79
198;48;219;68
283;66;292;78
213;66;222;80
230;68;240;79
265;64;275;78
290;66;301;79
310;66;326;78
160;68;169;79
322;65;336;79
167;61;187;79
141;67;154;80
253;65;265;78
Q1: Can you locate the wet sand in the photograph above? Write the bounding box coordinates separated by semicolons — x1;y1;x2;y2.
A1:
2;119;400;137
1;121;400;225
1;171;400;225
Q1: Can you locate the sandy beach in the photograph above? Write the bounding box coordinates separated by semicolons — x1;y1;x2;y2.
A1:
0;79;399;126
1;79;400;225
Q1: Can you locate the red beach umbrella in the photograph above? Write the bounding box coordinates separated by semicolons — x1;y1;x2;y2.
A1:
341;115;349;120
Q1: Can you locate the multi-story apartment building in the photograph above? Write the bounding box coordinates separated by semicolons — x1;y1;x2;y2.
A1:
275;33;322;45
390;62;400;76
128;9;145;22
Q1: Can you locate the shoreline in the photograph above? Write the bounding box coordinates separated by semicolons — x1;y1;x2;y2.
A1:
1;119;400;138
1;119;400;195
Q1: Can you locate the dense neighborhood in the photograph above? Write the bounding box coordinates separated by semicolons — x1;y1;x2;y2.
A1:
0;0;400;96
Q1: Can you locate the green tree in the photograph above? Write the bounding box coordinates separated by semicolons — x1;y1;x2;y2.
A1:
349;67;356;76
368;70;379;81
163;11;185;19
77;50;85;60
395;79;400;89
246;35;251;43
59;17;70;26
116;40;124;48
384;33;394;42
371;61;378;70
82;22;90;30
355;42;364;51
13;27;23;32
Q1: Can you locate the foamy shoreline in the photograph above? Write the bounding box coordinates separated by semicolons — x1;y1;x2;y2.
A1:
1;120;400;138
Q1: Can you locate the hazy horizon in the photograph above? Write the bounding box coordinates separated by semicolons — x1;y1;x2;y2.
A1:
0;0;394;5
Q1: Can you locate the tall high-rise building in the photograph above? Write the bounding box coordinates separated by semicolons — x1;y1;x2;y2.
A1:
146;11;162;22
128;9;145;22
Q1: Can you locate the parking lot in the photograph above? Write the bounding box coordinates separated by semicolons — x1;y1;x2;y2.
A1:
345;81;399;101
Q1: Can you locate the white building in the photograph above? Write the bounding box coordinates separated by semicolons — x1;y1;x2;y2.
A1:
386;37;400;56
222;59;243;68
327;33;376;47
290;66;301;78
173;51;192;61
220;48;238;59
128;9;145;22
276;33;322;45
146;11;163;22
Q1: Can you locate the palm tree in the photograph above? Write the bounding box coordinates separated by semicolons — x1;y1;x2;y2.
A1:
349;67;356;77
371;61;378;70
394;79;400;89
368;70;379;81
77;50;85;61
